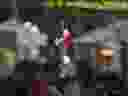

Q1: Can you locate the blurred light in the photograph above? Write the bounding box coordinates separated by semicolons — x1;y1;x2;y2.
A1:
24;22;32;29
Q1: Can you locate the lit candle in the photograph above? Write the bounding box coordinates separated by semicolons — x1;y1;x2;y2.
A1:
101;48;113;56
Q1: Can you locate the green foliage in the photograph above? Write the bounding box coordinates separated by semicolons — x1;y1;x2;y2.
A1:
48;0;64;8
48;0;128;16
0;48;16;64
